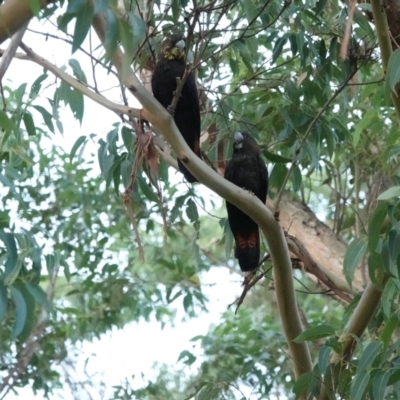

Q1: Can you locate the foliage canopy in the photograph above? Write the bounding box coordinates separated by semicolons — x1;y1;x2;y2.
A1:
1;0;400;398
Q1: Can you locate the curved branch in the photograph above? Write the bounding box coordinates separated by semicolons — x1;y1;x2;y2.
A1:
19;42;141;118
92;11;312;379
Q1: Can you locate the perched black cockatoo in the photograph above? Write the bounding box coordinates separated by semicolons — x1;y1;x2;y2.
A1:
151;33;201;183
224;132;268;272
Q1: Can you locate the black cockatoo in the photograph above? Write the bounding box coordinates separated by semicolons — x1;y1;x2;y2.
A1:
151;33;201;183
224;132;269;272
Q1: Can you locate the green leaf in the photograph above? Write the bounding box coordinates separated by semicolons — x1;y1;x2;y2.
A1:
30;73;48;98
104;9;119;61
69;88;84;123
121;126;135;150
379;317;398;351
33;105;54;133
17;284;36;340
315;0;328;14
45;254;55;275
318;345;332;374
382;278;396;317
10;285;27;339
350;371;370;400
343;238;367;288
72;4;93;53
0;172;23;202
264;151;291;163
377;186;400;200
294;324;335;343
292;372;313;399
183;293;192;312
23;112;36;136
0;230;18;277
353;112;375;147
0;211;10;229
14;83;27;107
186;199;199;223
177;350;196;366
368;250;385;286
69;59;87;84
388;368;400;385
61;258;71;282
387;49;400;93
0;281;8;323
98;139;115;182
28;0;41;15
291;165;302;192
138;176;158;202
368;202;387;252
372;370;391;400
26;283;52;313
357;342;380;372
0;110;14;137
389;229;400;265
269;163;288;194
70;135;87;162
272;35;288;64
127;12;146;52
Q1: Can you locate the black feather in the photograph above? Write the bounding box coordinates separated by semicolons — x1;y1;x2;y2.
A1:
151;33;201;183
224;132;268;272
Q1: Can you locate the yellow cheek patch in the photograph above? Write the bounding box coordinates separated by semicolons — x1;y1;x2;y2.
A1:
163;47;185;60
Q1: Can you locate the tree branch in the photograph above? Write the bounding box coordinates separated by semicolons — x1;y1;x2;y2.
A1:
92;9;312;380
370;0;400;120
19;42;141;118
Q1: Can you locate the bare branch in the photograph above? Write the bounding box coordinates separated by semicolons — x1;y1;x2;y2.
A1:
19;42;140;118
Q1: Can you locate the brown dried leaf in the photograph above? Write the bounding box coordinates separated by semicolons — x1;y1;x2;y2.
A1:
146;138;159;178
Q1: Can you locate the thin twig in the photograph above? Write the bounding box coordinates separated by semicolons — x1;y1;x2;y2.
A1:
19;42;140;118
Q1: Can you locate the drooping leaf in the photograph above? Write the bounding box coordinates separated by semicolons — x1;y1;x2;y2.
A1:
372;370;391;400
72;3;93;53
23;112;36;136
387;49;400;94
33;105;54;133
0;281;8;323
26;283;52;313
70;135;87;162
357;342;380;373
69;59;87;84
294;324;335;343
10;285;27;339
350;371;370;400
0;230;18;277
292;372;313;399
368;202;387;252
343;238;367;288
318;345;332;375
377;186;400;200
